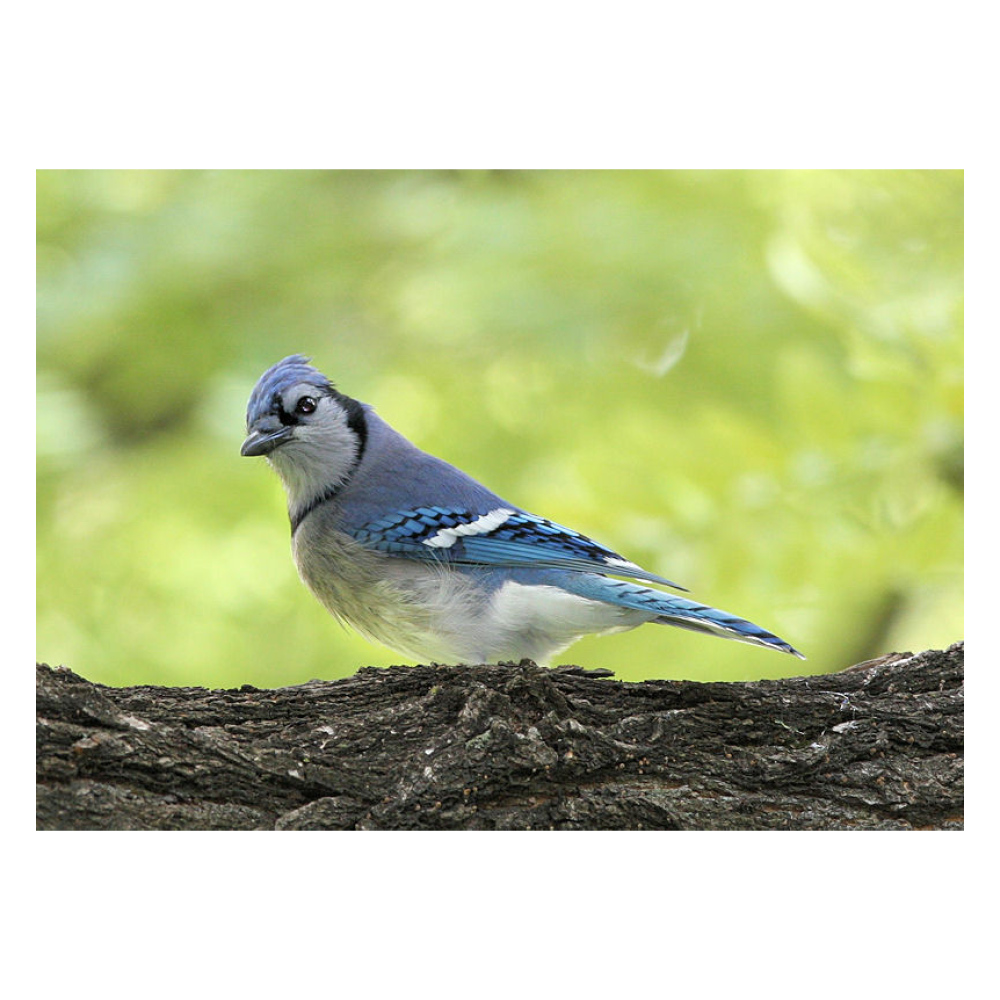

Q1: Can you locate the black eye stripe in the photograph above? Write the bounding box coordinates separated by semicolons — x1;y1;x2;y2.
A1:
273;390;296;426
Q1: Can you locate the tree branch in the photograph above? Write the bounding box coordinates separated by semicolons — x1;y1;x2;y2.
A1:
36;642;963;830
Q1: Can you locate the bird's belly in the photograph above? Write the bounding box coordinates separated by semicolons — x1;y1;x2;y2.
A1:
479;579;646;664
291;526;647;666
291;527;486;663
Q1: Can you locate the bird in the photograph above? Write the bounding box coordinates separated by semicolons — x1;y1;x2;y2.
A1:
241;355;803;666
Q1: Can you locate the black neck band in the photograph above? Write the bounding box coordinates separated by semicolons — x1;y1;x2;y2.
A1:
291;482;346;535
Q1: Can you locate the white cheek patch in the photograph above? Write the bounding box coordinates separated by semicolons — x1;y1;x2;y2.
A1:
422;507;516;549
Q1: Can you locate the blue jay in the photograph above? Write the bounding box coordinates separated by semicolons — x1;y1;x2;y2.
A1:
241;355;803;666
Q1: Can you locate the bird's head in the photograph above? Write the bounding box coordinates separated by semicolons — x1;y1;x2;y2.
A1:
241;355;367;506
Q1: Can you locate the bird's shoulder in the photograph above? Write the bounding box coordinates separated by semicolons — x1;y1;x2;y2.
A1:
335;411;684;590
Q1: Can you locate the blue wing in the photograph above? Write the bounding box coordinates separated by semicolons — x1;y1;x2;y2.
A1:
350;505;688;591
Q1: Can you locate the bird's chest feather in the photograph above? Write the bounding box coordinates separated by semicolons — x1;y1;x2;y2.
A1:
291;514;486;661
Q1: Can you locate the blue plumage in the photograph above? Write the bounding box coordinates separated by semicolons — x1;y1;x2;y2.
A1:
553;574;801;656
351;507;687;589
242;355;804;666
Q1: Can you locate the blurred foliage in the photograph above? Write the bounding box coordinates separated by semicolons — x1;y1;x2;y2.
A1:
36;170;963;687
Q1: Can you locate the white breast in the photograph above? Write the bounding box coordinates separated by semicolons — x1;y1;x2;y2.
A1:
293;515;652;665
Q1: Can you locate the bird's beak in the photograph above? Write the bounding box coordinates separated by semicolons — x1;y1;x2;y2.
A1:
241;421;294;457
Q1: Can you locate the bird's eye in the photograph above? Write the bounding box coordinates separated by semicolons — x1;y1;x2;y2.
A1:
295;396;318;416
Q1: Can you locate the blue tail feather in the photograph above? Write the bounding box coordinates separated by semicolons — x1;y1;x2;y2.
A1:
556;573;804;658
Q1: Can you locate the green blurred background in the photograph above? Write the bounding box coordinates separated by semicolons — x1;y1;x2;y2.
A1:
36;170;963;687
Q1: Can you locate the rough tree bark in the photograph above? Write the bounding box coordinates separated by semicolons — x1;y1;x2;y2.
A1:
36;642;963;830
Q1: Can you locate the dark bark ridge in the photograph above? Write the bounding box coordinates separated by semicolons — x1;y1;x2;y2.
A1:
36;642;963;830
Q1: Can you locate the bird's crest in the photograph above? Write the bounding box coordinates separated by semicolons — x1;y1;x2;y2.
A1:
246;355;336;427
